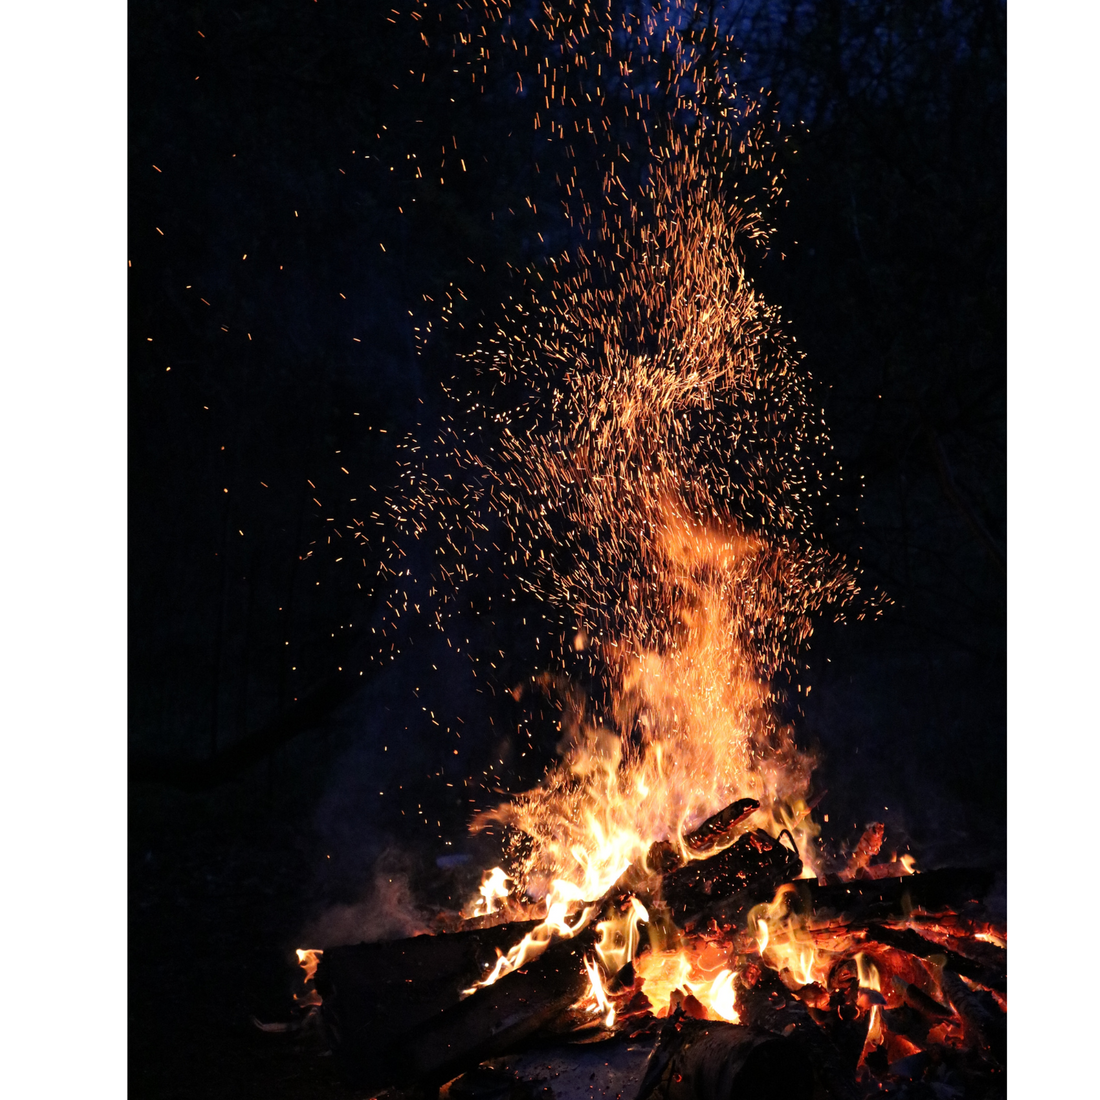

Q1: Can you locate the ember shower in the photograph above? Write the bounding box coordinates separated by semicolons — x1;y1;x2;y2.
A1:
374;0;870;902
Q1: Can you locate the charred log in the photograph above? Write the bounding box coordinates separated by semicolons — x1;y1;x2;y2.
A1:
645;799;760;874
891;976;954;1021
719;964;863;1100
684;799;762;855
635;1018;814;1100
315;920;540;1088
860;925;1005;992
662;829;802;923
839;823;885;880
940;971;1006;1068
384;930;596;1086
800;867;995;923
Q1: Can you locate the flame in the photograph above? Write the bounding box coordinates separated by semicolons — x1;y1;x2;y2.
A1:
748;884;831;989
856;953;885;1058
459;132;856;910
468;866;512;917
385;1;862;1025
475;522;826;911
709;968;739;1022
583;955;616;1028
634;939;739;1022
755;917;769;956
594;896;649;975
465;879;597;993
294;948;323;1007
295;948;322;983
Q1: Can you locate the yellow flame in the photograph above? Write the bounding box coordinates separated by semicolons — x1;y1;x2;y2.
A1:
295;948;322;983
594;896;649;976
755;917;769;956
466;879;597;993
856;953;884;1053
748;884;834;989
469;866;512;917
583;955;616;1028
634;940;739;1022
709;969;739;1022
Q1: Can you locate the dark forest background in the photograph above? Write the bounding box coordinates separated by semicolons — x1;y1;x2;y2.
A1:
129;3;1004;1096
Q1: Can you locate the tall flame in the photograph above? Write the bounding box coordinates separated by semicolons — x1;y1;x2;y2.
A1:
458;131;858;906
405;1;867;1006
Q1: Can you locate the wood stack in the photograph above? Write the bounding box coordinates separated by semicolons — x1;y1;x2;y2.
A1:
311;800;999;1094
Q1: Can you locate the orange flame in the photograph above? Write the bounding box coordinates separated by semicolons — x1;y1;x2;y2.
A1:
748;884;831;989
465;879;597;993
294;948;323;1007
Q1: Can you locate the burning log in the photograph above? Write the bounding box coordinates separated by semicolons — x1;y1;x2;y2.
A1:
733;959;865;1099
839;822;884;880
861;924;1006;993
318;928;595;1087
635;1018;815;1100
939;971;1007;1068
314;799;802;1088
644;798;761;875
381;930;597;1087
661;829;802;924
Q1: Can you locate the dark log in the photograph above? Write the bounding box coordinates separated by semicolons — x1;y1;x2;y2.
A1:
315;920;540;1088
891;977;954;1020
635;1018;814;1100
687;867;995;940
384;930;597;1086
315;802;806;1088
733;961;863;1100
794;867;994;925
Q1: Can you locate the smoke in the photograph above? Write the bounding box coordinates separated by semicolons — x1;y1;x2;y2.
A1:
301;853;431;947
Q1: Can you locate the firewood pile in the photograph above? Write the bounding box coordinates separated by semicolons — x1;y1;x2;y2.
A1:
292;800;1004;1099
